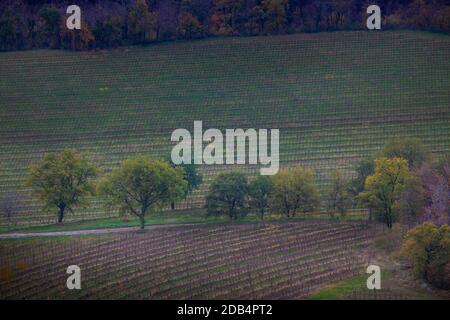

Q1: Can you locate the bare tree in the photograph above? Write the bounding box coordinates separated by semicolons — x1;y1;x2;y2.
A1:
0;192;23;220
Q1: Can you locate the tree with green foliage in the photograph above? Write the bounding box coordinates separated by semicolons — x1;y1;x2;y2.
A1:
172;162;203;209
165;157;203;210
350;156;375;196
358;157;410;229
270;166;320;218
401;222;450;289
327;171;351;218
249;175;274;220
396;173;426;226
381;137;429;169
127;0;158;44
183;163;203;193
205;171;249;220
350;156;376;220
27;149;98;223
38;5;61;49
98;156;187;230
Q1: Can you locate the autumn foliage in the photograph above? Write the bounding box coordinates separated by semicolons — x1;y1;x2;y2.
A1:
1;0;450;51
401;222;450;290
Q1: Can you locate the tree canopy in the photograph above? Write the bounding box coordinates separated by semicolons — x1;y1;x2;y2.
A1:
205;171;249;220
401;222;450;289
327;171;351;218
27;148;98;223
380;137;429;169
98;156;187;229
358;157;410;228
270;166;319;217
2;0;450;51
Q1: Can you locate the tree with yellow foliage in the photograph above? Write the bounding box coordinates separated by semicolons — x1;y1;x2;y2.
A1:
401;222;450;289
358;157;410;228
270;166;319;218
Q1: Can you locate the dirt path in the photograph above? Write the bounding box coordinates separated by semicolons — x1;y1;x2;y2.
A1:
0;224;197;239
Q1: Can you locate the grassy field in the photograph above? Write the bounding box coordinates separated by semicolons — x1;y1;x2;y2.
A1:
1;30;450;227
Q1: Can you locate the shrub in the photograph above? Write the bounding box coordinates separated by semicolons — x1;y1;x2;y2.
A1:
205;171;249;220
401;222;450;290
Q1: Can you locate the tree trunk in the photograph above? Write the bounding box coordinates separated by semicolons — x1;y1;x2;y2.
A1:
57;204;65;223
139;214;145;230
171;202;175;210
386;208;393;229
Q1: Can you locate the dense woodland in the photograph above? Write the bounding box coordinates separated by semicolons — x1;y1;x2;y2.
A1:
1;0;450;51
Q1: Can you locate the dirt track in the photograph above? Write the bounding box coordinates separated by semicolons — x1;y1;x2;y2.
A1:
0;224;197;239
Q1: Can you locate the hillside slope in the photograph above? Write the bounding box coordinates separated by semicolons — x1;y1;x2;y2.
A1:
1;31;450;226
0;221;375;299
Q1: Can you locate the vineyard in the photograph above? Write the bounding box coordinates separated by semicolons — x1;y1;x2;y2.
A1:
0;221;377;299
1;31;450;226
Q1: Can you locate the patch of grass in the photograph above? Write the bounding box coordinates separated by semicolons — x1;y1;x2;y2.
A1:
1;212;206;233
373;223;408;254
307;274;368;300
1;210;368;234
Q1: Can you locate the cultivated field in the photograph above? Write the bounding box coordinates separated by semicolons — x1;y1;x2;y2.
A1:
0;221;376;299
1;31;450;226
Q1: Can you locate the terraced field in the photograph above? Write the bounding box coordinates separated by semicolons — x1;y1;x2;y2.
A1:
1;31;450;226
0;221;376;299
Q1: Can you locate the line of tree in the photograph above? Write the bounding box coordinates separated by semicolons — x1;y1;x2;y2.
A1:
20;140;449;290
16;136;450;230
1;0;450;51
205;166;320;220
25;148;203;229
202;137;450;228
22;147;325;227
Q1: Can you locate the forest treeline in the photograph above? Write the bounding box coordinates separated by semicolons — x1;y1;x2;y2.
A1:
1;0;450;51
